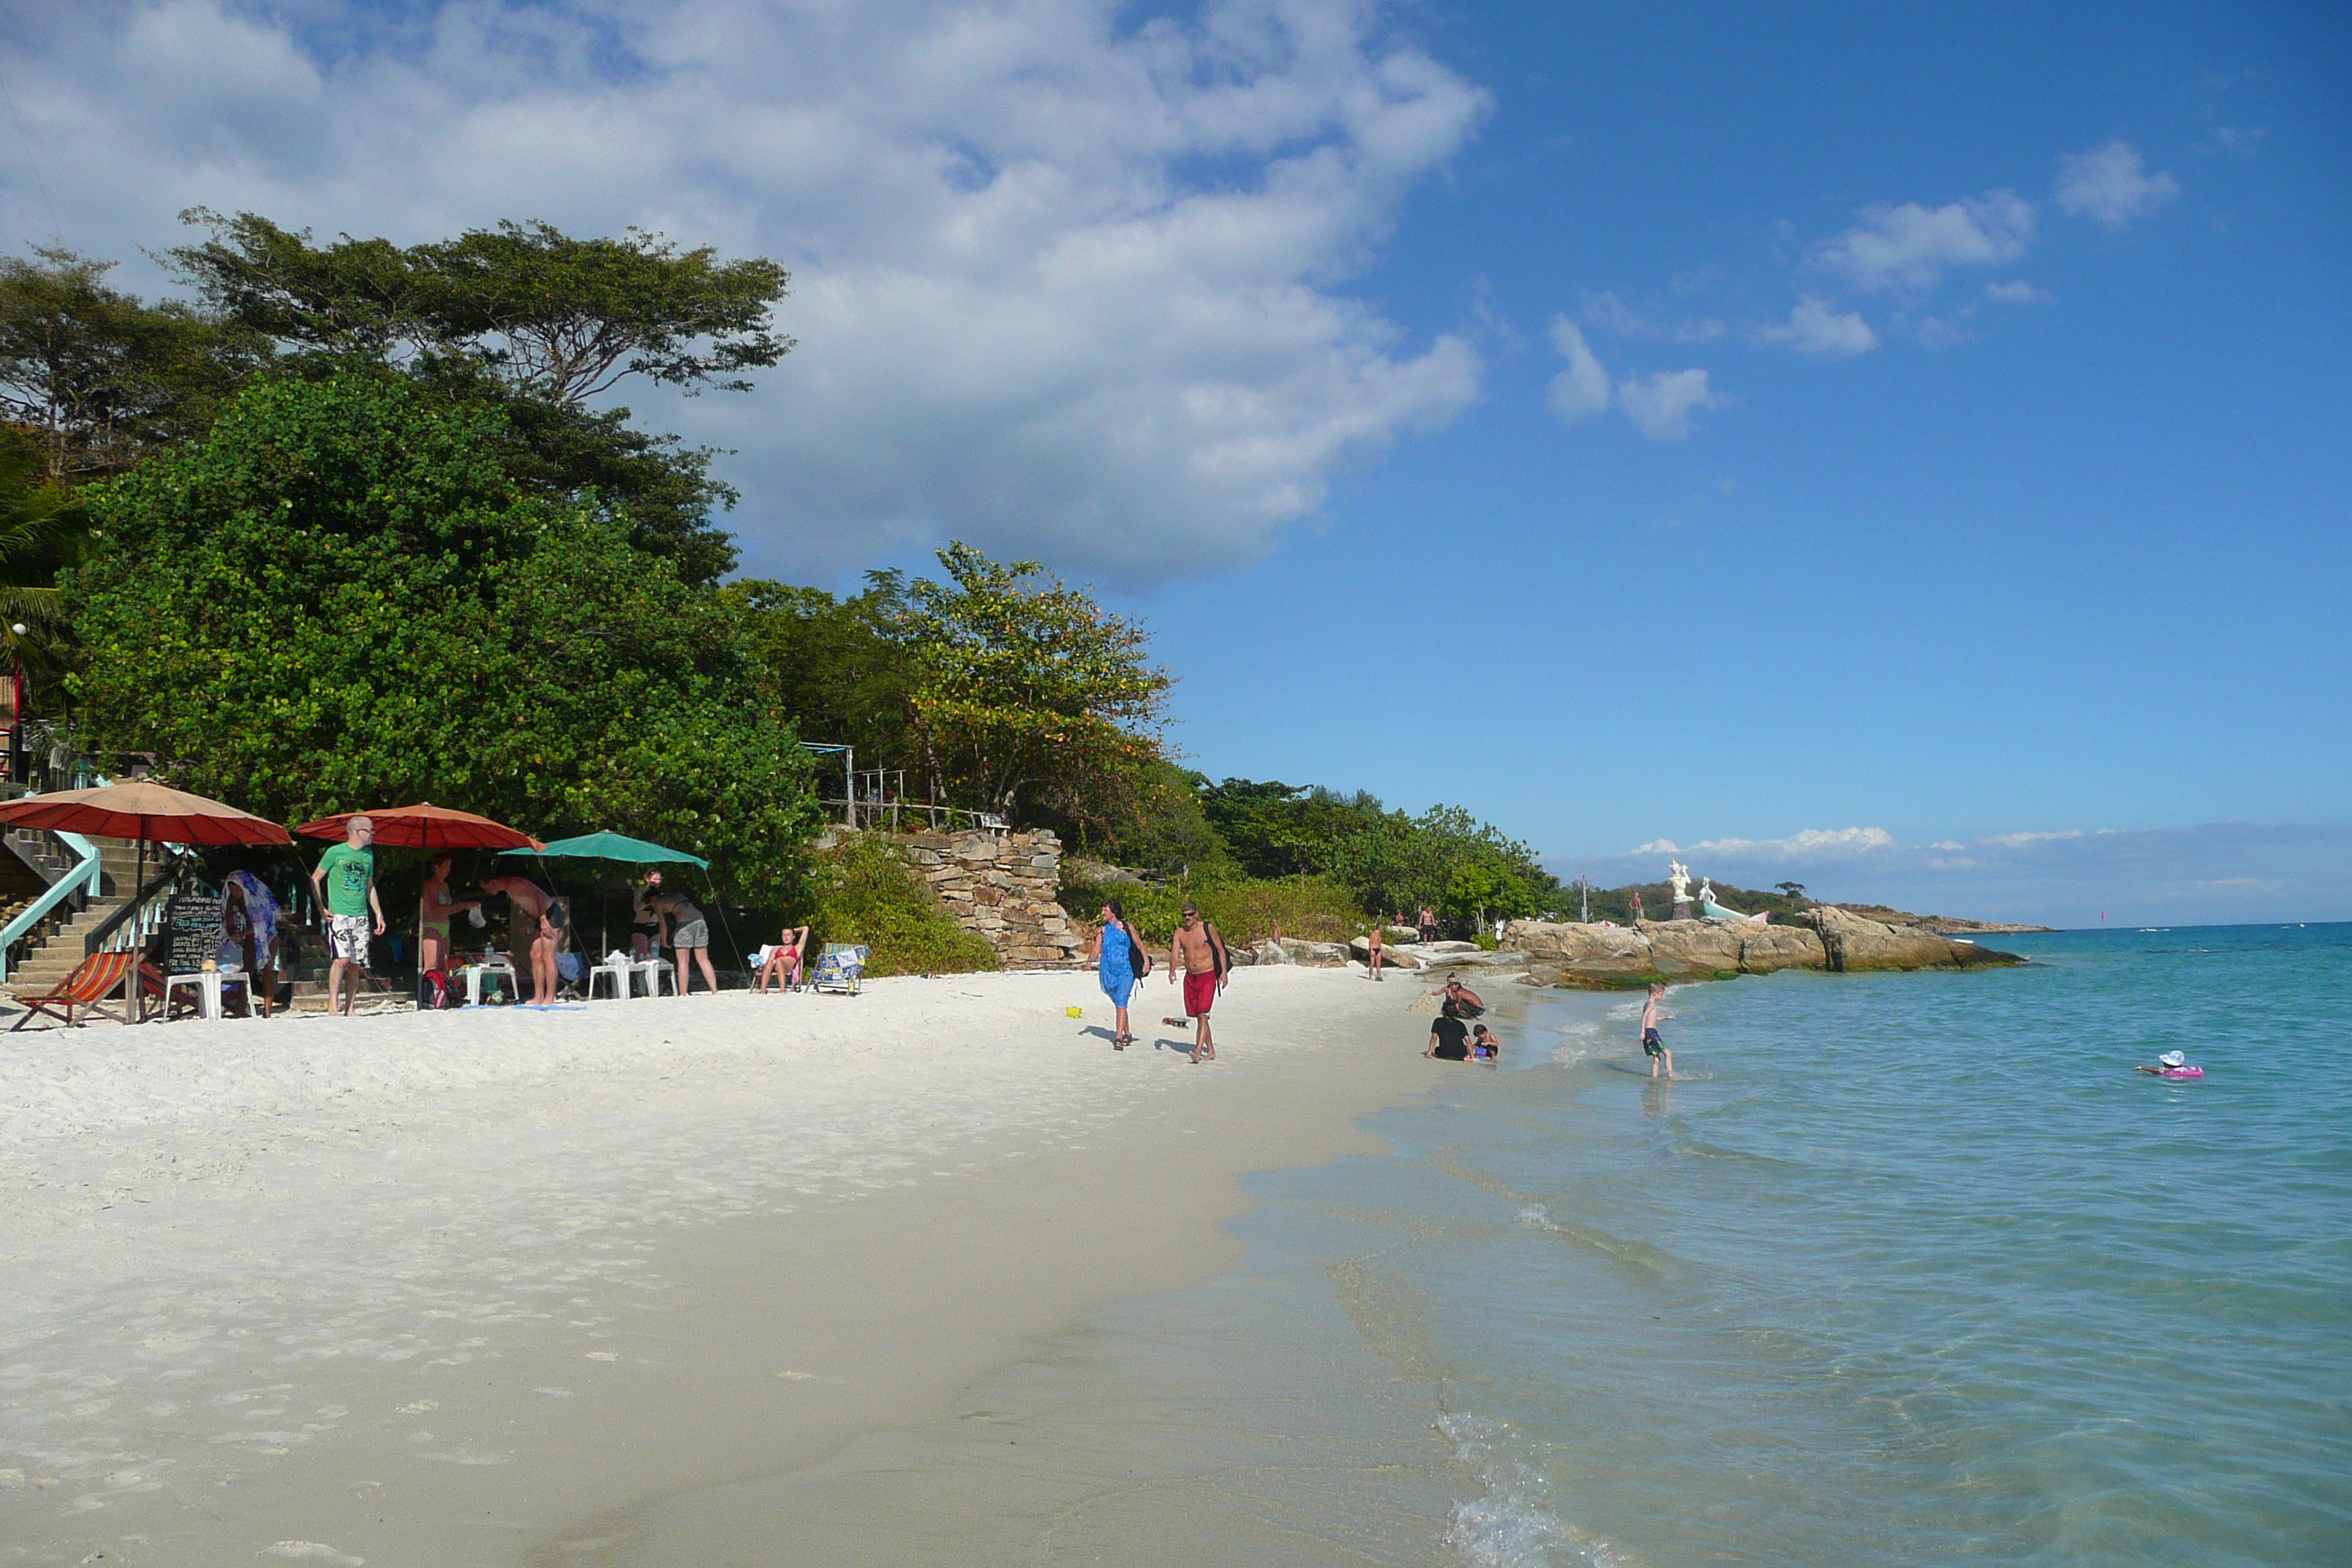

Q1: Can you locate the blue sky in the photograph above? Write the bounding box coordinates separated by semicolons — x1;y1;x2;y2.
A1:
3;1;2346;922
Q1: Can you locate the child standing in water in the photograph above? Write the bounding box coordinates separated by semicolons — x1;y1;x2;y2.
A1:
1641;981;1676;1079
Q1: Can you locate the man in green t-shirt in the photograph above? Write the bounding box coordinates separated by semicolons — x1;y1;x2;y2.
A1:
308;816;385;1018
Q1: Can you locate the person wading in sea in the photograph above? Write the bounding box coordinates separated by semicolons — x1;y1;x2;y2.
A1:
1166;902;1229;1063
1641;981;1676;1079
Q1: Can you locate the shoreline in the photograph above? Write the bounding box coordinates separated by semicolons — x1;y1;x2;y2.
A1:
1;965;1443;1564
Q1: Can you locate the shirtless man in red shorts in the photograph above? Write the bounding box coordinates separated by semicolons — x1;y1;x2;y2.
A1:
1166;901;1230;1063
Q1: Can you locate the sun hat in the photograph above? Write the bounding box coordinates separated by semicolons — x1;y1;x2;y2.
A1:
2159;1049;2186;1068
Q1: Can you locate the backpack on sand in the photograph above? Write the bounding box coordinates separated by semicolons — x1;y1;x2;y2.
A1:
424;969;456;1010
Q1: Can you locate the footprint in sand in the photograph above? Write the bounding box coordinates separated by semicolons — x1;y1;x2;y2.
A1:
264;1545;363;1567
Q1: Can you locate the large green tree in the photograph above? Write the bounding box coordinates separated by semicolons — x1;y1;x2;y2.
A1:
165;211;794;586
900;543;1171;831
67;372;821;900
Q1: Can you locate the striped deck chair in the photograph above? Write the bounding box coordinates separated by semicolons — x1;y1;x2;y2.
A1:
10;950;149;1030
810;943;869;995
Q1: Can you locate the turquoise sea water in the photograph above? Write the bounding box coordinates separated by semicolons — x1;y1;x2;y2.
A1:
1287;921;2351;1566
594;924;2349;1564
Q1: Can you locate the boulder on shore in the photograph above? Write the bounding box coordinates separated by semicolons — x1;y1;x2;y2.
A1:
1806;905;2020;972
1501;908;2015;987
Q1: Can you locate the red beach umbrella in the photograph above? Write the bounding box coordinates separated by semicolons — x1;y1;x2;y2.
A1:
0;780;295;847
293;802;543;852
0;780;297;921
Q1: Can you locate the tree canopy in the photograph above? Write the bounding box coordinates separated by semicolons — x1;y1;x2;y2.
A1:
168;211;792;403
0;247;265;481
68;371;821;900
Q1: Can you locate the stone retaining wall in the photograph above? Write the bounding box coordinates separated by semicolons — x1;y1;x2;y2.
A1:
870;827;1084;967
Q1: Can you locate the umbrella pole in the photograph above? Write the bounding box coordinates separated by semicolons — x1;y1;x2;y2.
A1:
134;826;148;1022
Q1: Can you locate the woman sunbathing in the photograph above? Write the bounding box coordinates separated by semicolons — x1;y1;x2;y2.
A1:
758;925;811;992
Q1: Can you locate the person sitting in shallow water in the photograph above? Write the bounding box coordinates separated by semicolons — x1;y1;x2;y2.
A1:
1425;999;1472;1062
1472;1024;1500;1063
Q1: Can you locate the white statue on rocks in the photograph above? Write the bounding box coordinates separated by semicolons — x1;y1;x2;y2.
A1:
1668;860;1692;906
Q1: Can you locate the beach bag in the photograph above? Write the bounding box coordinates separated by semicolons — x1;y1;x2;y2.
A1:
424;969;455;1010
1126;923;1150;979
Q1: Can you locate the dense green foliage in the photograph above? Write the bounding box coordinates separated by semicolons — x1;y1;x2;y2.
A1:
723;570;921;774
0;430;90;682
794;835;1000;976
729;545;1172;841
163;210;794;587
1058;872;1363;947
67;372;821;900
901;543;1169;830
1189;778;1562;933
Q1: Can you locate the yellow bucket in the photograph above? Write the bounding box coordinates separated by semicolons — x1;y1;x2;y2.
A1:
1066;1006;1083;1018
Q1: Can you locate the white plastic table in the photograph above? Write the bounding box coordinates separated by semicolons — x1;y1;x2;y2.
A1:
587;955;634;1000
162;969;250;1021
631;957;675;998
458;961;517;1006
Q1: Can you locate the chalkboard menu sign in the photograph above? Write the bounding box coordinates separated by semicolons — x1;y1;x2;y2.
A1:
166;893;227;973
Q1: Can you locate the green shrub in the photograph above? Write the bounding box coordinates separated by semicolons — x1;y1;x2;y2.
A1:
1058;872;1362;946
798;836;1000;976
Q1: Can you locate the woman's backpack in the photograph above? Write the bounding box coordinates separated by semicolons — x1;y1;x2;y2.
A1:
1126;922;1151;979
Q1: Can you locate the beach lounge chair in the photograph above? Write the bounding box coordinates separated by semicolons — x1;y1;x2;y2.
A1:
10;949;152;1030
810;943;868;995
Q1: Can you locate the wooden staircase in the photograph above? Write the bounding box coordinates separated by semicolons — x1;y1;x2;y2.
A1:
4;837;162;998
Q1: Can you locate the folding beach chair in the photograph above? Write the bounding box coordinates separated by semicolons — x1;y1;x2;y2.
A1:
10;949;148;1030
810;943;869;995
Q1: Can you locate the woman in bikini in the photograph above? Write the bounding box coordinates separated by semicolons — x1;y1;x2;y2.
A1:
758;924;810;992
418;855;481;984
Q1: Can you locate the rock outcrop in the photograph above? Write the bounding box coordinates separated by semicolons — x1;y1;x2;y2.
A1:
1807;904;2019;973
1504;908;2016;987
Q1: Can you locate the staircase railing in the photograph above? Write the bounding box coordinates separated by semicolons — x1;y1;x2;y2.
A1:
83;849;192;962
0;830;102;985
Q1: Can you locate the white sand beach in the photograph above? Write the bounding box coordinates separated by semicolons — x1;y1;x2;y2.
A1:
1;965;1441;1565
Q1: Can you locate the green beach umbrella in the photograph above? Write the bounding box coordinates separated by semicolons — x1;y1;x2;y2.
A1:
498;832;712;956
500;830;710;869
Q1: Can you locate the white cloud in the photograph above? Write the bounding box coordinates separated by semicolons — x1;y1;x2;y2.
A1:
1616;369;1716;440
1981;829;2083;848
1811;189;2035;293
1544;316;1610;419
1754;296;1877;357
1634;839;1678;854
2055;140;2179;227
1684;826;1898;857
0;0;1492;583
1984;279;2051;304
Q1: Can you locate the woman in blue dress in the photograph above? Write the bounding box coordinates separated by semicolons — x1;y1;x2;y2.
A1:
1088;899;1142;1049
